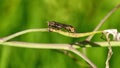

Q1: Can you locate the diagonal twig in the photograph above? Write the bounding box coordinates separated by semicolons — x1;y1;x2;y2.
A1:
85;4;120;67
68;46;97;68
86;4;120;41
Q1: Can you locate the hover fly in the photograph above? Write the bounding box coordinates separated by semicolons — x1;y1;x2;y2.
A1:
48;21;76;33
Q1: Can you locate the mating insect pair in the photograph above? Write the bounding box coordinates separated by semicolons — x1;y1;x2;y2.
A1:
48;21;76;33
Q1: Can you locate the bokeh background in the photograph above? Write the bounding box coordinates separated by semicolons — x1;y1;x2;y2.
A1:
0;0;120;68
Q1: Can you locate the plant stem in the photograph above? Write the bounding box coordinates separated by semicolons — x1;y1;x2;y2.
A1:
68;46;97;68
0;28;48;43
105;33;113;68
86;4;120;41
0;28;102;43
0;41;119;49
0;41;119;68
0;28;116;68
49;29;102;38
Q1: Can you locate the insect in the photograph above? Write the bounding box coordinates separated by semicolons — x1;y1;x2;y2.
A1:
48;21;76;33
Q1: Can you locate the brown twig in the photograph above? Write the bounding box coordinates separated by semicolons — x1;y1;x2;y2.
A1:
85;4;120;68
68;46;97;68
86;4;120;41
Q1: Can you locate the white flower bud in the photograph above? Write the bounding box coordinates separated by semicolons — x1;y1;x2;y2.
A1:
103;29;118;40
116;33;120;41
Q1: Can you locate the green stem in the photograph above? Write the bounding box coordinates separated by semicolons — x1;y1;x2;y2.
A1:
0;28;103;43
50;29;103;38
0;28;48;43
0;41;119;49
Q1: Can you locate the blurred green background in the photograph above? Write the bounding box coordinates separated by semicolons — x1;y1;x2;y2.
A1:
0;0;120;68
